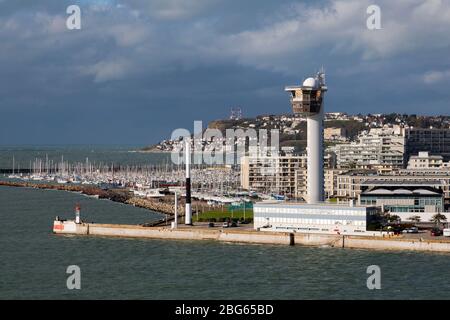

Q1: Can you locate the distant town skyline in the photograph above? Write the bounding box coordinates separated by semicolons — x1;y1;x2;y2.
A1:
1;0;449;145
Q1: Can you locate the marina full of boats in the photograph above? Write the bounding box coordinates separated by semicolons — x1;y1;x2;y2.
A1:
3;156;287;204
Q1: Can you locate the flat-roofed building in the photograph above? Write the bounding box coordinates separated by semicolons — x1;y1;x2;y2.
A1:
407;151;447;169
254;202;381;235
336;170;379;200
336;169;450;205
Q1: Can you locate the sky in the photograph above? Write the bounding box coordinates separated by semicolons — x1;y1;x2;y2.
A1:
0;0;449;145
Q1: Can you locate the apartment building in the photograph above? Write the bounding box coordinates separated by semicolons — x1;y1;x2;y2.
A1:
407;151;449;169
240;154;337;199
329;127;406;171
293;168;345;201
405;128;450;161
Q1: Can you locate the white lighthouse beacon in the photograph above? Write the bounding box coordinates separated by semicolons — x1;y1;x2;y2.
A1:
75;204;81;224
285;71;327;204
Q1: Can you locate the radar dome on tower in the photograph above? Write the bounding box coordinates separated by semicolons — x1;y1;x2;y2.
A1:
302;77;317;88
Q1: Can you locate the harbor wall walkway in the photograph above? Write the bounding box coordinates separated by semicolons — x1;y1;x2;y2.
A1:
53;221;450;253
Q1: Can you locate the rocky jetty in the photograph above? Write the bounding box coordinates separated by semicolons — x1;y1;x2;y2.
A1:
0;180;213;218
126;196;185;216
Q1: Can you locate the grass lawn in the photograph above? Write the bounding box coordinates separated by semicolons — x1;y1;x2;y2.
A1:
193;208;253;222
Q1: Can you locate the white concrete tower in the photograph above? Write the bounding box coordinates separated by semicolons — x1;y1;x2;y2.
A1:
185;139;192;225
285;71;327;204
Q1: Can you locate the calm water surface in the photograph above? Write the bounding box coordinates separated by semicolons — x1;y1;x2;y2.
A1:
0;145;171;169
1;185;450;299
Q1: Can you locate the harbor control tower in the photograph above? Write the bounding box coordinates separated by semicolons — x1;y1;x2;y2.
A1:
253;71;382;236
285;71;327;204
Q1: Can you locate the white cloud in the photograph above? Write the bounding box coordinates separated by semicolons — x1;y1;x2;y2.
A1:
28;12;67;34
1;0;450;97
109;24;151;47
202;0;450;74
81;58;133;83
126;0;219;20
424;69;450;84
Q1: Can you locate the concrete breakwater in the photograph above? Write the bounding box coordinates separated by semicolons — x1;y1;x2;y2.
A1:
53;220;450;253
53;221;295;245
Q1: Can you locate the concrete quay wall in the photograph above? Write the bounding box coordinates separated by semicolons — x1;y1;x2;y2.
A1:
54;221;294;245
89;224;211;240
294;233;343;247
293;233;450;253
53;221;450;253
344;236;450;253
218;230;293;245
88;224;294;245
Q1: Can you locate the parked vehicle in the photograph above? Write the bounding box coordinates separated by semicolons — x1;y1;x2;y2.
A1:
208;222;215;228
222;222;229;228
430;228;443;236
443;228;450;237
402;227;419;234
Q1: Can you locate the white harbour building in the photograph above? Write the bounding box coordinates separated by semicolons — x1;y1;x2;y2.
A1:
254;202;381;235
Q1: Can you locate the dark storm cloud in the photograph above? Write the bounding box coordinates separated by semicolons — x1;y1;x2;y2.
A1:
0;0;449;144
